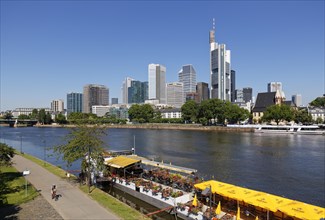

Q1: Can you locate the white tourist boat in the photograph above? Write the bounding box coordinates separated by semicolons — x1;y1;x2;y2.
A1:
255;124;325;135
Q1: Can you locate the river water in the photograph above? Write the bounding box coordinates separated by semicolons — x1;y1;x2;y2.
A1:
1;126;324;207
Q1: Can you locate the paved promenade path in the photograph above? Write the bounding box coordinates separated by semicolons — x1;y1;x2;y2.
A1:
13;154;120;220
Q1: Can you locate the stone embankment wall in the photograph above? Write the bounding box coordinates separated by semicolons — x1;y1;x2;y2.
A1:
35;123;254;132
107;124;254;132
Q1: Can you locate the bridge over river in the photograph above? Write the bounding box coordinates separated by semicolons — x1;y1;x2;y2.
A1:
0;119;38;127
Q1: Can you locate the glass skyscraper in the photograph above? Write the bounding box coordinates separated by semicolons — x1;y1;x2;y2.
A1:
128;80;148;104
210;21;231;101
148;64;166;104
178;64;197;100
67;92;83;114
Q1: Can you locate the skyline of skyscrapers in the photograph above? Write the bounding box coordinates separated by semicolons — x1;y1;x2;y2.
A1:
148;64;166;104
82;84;109;113
209;19;231;101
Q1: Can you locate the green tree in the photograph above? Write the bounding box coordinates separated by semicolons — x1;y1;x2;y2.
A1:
18;114;30;120
30;109;38;119
38;109;46;124
309;97;325;107
181;100;198;123
224;103;250;124
128;104;154;123
262;104;294;125
315;117;324;124
293;109;312;124
2;112;13;120
54;124;107;192
0;143;15;167
55;113;67;124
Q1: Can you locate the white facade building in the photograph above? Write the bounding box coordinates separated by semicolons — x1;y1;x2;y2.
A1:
51;99;64;113
160;108;182;119
12;108;51;118
148;64;166;104
121;77;134;104
92;105;111;117
166;82;184;108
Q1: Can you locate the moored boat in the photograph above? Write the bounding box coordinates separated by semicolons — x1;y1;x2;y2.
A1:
255;124;325;135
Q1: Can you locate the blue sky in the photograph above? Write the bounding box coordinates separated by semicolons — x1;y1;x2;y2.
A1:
1;0;324;111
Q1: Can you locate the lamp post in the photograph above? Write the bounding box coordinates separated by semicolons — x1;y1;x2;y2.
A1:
43;139;46;166
20;134;23;154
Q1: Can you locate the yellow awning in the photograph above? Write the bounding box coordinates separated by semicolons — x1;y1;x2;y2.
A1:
194;180;325;218
105;156;141;169
278;201;325;220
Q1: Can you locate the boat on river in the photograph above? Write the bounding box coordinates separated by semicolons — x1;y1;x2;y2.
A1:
255;124;325;135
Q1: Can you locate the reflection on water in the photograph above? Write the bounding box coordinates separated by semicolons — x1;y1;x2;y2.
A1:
0;126;324;207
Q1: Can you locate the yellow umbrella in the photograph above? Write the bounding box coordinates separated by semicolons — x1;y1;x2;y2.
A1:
192;194;198;207
215;201;221;215
237;206;240;219
255;216;259;220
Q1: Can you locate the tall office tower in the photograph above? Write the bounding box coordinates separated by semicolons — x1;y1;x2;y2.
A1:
209;19;231;101
268;82;282;92
148;64;166;104
243;87;253;103
166;82;184;108
128;81;148;104
292;94;302;107
82;84;109;113
268;82;285;100
51;99;64;112
111;98;118;105
196;82;209;103
178;65;197;99
231;70;236;102
67;92;83;114
235;89;244;102
122;77;134;104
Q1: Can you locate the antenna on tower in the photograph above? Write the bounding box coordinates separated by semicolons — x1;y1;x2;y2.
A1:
213;18;215;30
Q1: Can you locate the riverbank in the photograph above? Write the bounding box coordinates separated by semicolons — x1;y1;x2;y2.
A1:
34;123;255;132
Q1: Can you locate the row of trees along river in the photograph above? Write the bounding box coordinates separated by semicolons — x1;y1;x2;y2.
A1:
1;97;324;125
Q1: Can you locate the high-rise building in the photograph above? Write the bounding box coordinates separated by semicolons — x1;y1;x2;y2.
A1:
209;19;231;101
82;84;109;113
267;82;285;100
268;82;282;92
178;65;197;100
243;87;253;103
196;82;209;103
231;70;236;102
235;89;243;102
292;94;302;107
51;99;64;113
148;64;166;104
122;77;134;104
67;92;83;114
166;82;184;108
111;98;118;105
128;81;148;104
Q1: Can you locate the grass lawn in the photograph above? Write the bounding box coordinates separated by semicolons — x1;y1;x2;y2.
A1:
0;166;39;206
80;185;150;220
